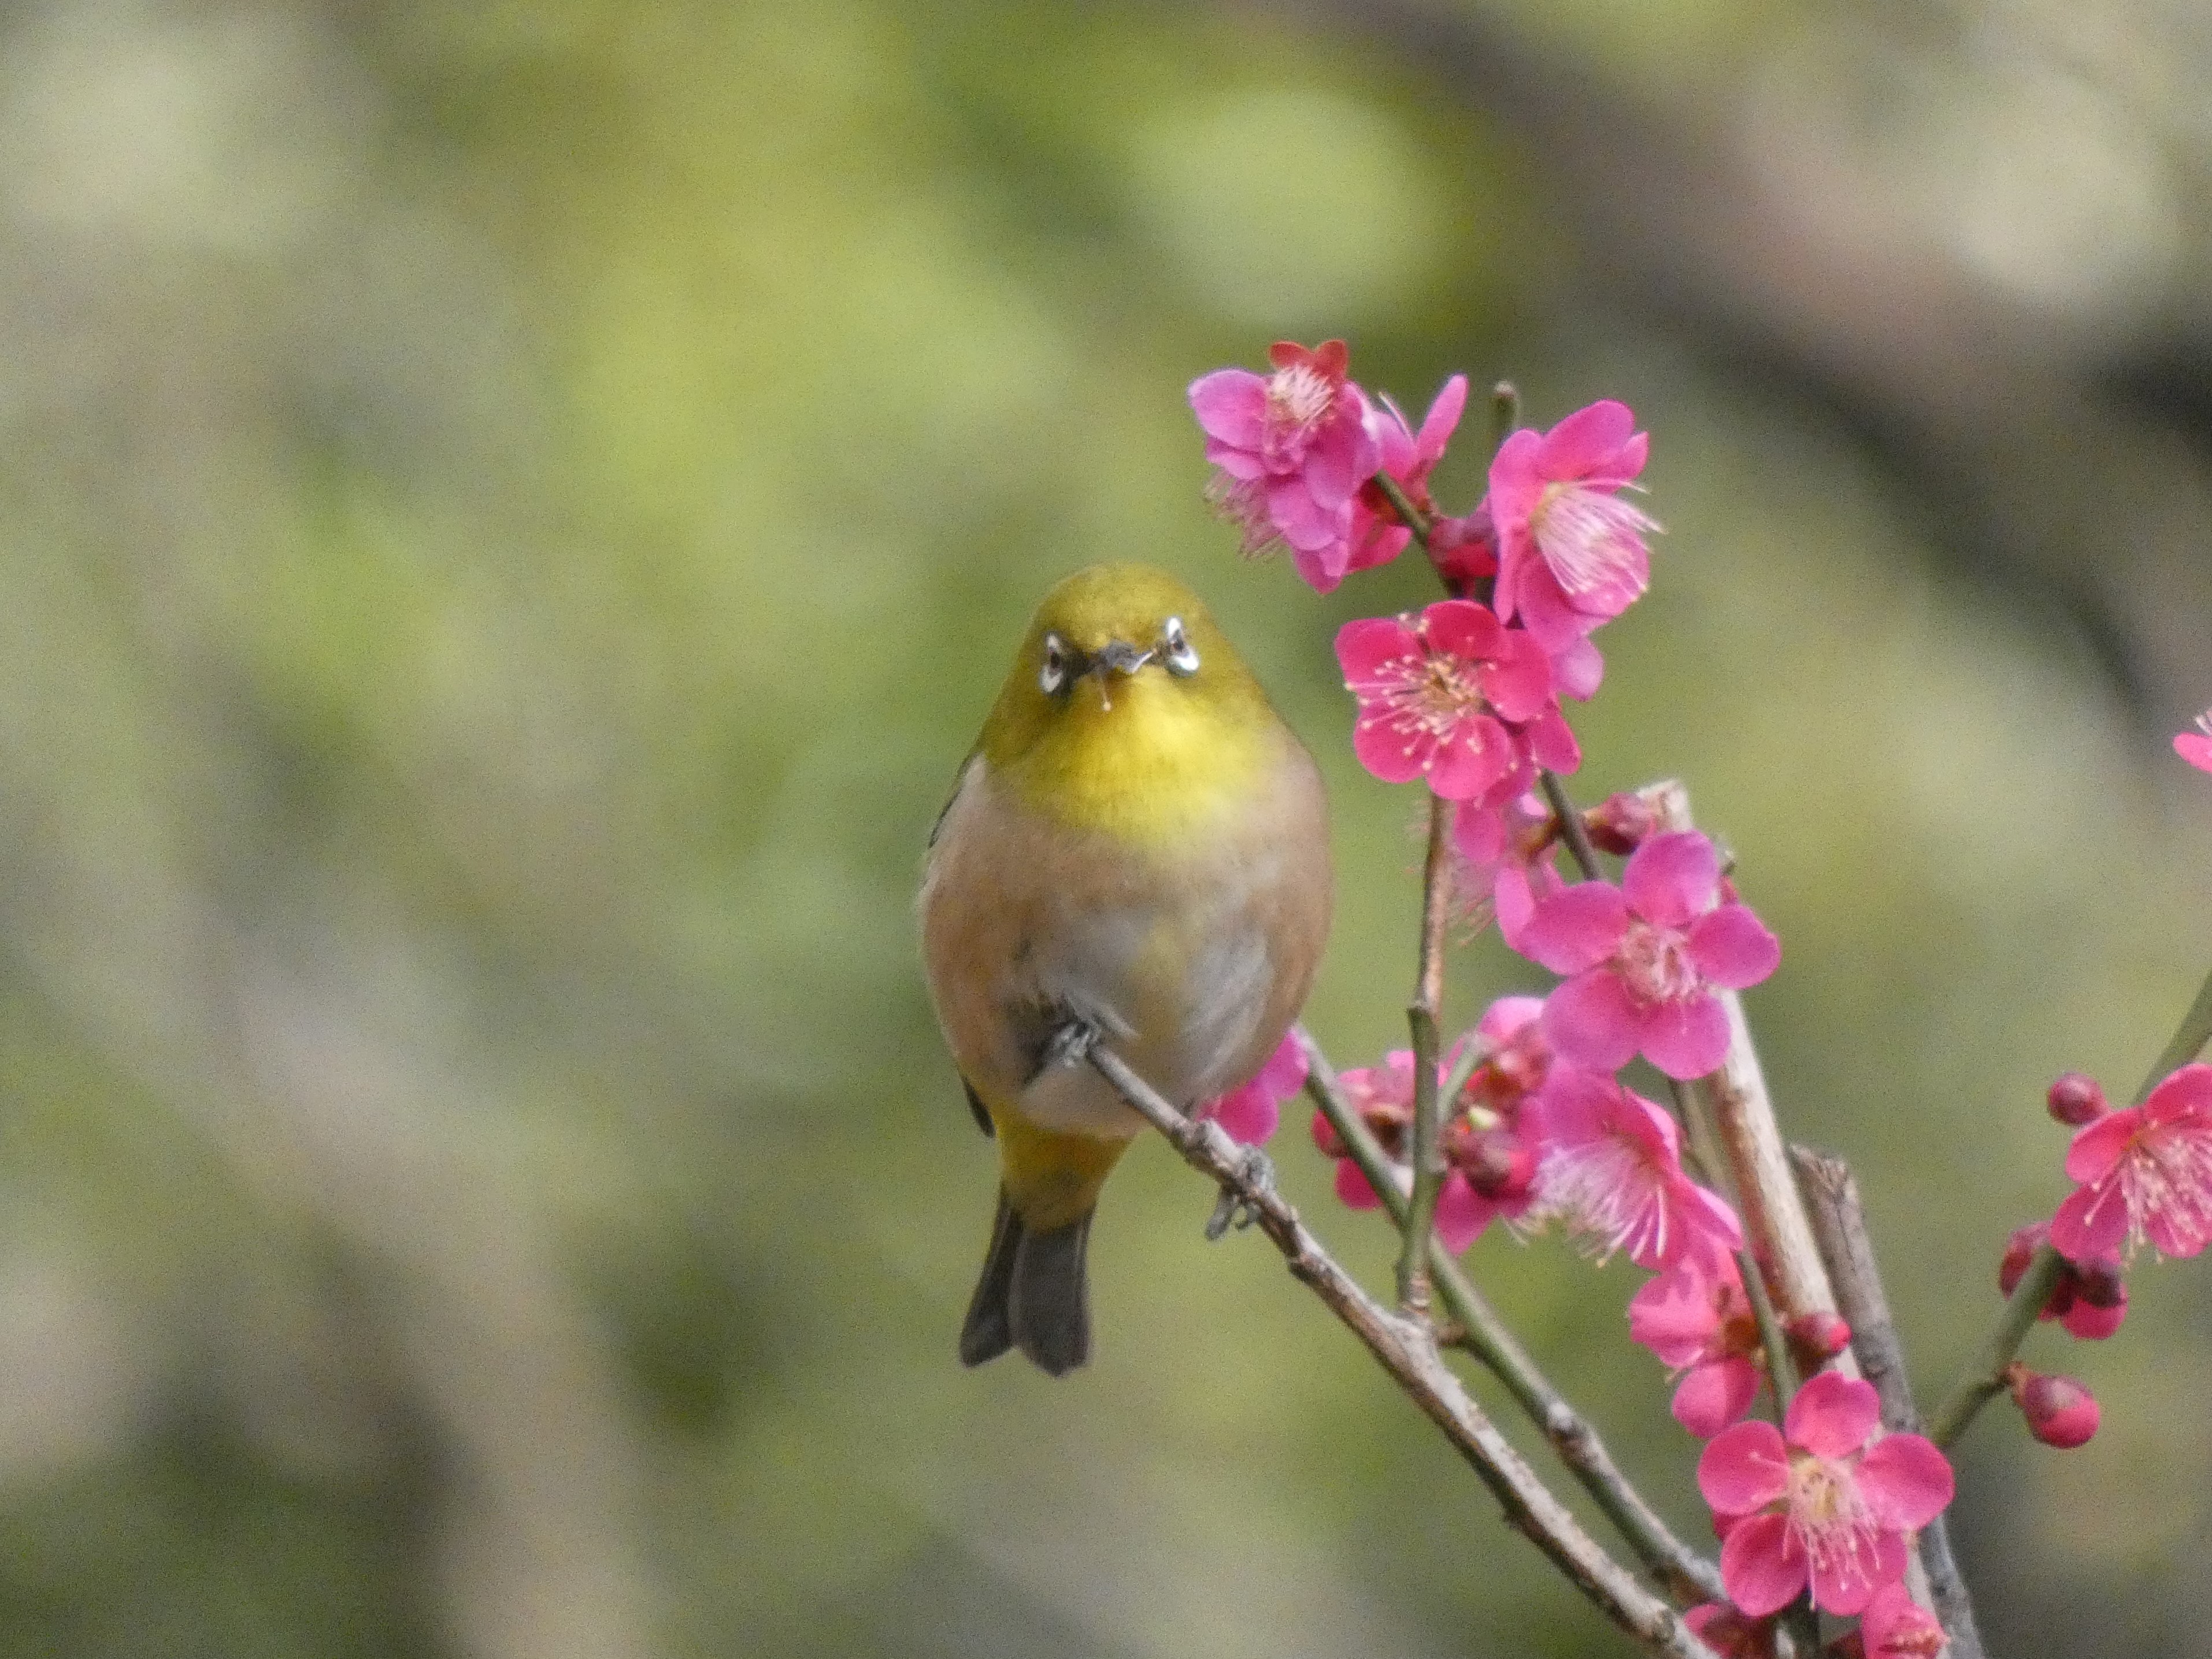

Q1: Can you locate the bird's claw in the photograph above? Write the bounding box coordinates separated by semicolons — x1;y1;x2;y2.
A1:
1043;1017;1102;1072
1205;1146;1275;1240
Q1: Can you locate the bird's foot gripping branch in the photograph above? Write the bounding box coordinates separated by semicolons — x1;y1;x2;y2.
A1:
923;335;2212;1659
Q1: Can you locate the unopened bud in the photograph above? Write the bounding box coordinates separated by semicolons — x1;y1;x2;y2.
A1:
1584;791;1658;856
2010;1367;2099;1449
1785;1310;1852;1371
1429;506;1498;594
2046;1071;2108;1126
2072;1260;2125;1309
1996;1223;2041;1298
1443;1121;1535;1200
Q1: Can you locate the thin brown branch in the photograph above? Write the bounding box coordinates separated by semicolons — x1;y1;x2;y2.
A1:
1795;1147;1985;1659
1086;1040;1718;1657
1398;791;1455;1312
1639;782;1844;1336
1305;1035;1725;1607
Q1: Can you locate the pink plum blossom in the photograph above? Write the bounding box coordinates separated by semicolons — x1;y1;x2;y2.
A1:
1336;601;1576;801
1345;376;1466;576
2176;711;2212;773
1488;399;1661;650
1196;1031;1308;1146
1451;791;1565;953
1698;1372;1954;1618
1998;1221;2126;1340
2050;1062;2212;1264
1313;1010;1551;1253
1630;1255;1764;1437
1189;339;1381;592
1523;1067;1743;1271
1520;830;1781;1080
1855;1583;1947;1657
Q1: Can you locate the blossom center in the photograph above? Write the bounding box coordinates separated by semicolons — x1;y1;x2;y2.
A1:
1783;1451;1879;1580
1262;364;1337;467
1617;917;1700;1008
1538;1135;1665;1264
1363;647;1491;747
2117;1120;2212;1257
1531;480;1658;598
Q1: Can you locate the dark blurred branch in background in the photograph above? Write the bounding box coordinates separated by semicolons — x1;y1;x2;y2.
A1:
1281;0;2212;732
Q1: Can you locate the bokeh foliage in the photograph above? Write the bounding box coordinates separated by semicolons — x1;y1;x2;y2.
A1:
1;2;2210;1656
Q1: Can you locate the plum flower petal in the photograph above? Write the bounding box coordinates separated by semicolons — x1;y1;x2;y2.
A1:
1528;832;1779;1080
1190;340;1381;591
2050;1062;2212;1263
1488;399;1661;649
1453;793;1566;952
1347;376;1468;577
2176;711;2212;773
1337;601;1559;801
1518;884;1631;974
1999;1221;2128;1340
1788;1368;1881;1458
1858;1582;1947;1658
1683;1603;1779;1659
1622;828;1717;925
1700;1373;1952;1618
1197;1031;1309;1146
1630;1257;1765;1438
1526;1069;1742;1270
1316;1012;1554;1255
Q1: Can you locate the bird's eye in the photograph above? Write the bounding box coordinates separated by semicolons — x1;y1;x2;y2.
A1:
1040;634;1069;694
1161;616;1199;676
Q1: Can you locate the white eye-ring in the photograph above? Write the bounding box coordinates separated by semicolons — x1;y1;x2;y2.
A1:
1161;616;1199;676
1040;633;1069;694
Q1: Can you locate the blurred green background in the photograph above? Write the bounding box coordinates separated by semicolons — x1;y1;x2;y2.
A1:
3;1;2211;1654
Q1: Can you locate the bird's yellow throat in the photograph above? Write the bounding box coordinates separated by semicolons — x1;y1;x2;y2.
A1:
984;669;1274;848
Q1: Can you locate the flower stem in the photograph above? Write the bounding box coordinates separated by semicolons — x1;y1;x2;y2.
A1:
1542;770;1603;882
1372;471;1432;549
1925;958;2212;1449
1306;1032;1726;1605
1490;381;1520;453
1397;791;1455;1313
1925;1245;2066;1449
2131;958;2212;1103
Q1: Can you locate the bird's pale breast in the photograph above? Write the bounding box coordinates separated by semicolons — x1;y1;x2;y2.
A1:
921;737;1329;1136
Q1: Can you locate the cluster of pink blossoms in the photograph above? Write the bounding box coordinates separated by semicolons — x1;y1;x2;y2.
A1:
1978;1060;2212;1449
1190;340;1960;1645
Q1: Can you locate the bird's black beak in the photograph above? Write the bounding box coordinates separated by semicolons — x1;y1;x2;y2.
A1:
1093;640;1154;677
1080;639;1155;710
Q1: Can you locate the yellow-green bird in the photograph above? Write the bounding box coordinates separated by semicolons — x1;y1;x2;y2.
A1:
920;563;1332;1375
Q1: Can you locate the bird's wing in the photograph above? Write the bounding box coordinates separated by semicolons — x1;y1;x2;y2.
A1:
926;748;979;850
962;1076;995;1138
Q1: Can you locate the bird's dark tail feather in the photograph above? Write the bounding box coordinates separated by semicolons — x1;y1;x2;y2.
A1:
958;1190;1092;1376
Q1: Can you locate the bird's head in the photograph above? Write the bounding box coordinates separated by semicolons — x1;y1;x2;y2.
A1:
977;565;1278;828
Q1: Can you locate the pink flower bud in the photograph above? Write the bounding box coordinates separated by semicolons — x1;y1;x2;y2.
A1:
1784;1310;1852;1371
1309;1106;1347;1160
2046;1071;2108;1126
2072;1259;2125;1309
1997;1224;2039;1297
2010;1367;2099;1449
1584;791;1657;856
